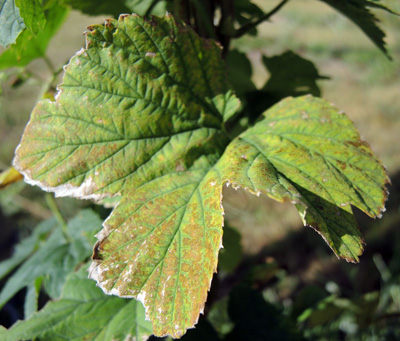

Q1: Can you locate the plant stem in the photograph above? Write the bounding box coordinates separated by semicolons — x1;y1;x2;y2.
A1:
234;0;289;38
42;55;56;74
45;193;71;242
218;0;235;57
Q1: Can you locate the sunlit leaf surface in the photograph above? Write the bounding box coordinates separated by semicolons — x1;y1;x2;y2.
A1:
218;96;389;261
14;13;388;337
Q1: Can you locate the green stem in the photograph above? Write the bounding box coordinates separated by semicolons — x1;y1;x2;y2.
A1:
234;0;289;38
42;55;56;74
45;193;71;242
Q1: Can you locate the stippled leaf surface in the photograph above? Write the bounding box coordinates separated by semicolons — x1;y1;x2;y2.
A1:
14;14;239;338
320;0;399;57
217;96;388;262
0;209;102;309
2;268;153;341
0;0;25;47
13;13;388;338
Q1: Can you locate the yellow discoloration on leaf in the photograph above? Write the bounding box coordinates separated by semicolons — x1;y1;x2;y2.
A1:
0;167;23;189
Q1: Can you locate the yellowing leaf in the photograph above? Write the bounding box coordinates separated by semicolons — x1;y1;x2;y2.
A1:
217;95;389;262
14;14;239;338
0;166;23;189
13;13;388;338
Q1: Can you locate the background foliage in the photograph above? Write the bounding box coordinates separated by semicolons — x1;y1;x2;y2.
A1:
0;0;399;339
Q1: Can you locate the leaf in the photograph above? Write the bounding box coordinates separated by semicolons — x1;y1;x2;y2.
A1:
0;3;68;70
3;268;153;341
262;51;328;99
319;0;399;58
14;14;239;338
0;0;25;47
15;0;46;34
0;209;102;309
126;0;169;16
0;167;23;189
0;217;55;281
226;49;256;98
13;13;388;338
217;95;389;262
62;0;131;18
24;277;43;319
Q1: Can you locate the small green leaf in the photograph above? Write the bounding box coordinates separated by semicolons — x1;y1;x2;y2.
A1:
218;95;389;262
3;268;153;341
15;0;46;34
320;0;399;58
24;277;43;319
0;0;25;47
0;209;102;309
262;51;328;99
0;3;68;69
126;0;168;16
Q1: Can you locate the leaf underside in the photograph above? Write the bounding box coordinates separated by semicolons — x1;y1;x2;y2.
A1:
13;14;388;338
0;0;25;47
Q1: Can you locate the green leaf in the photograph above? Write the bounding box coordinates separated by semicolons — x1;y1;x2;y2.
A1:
0;209;102;309
217;95;389;262
62;0;131;18
0;217;55;280
3;268;153;341
24;277;43;319
0;0;25;47
14;14;239;338
262;51;328;99
15;0;46;34
319;0;399;57
0;3;68;70
125;0;168;16
226;49;256;98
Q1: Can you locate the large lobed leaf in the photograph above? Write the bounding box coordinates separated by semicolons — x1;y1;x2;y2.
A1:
14;14;238;338
217;95;389;261
13;14;388;338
